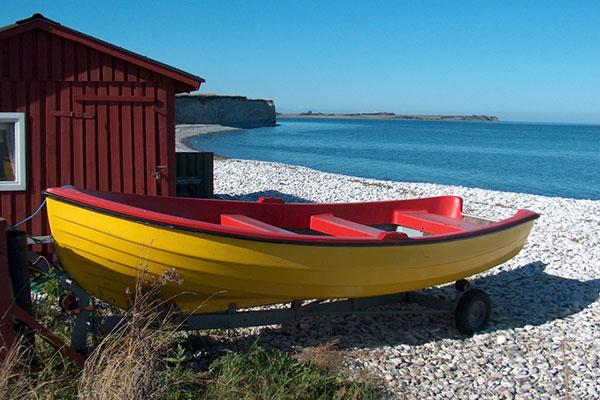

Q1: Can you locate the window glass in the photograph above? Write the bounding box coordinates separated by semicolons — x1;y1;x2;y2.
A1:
0;113;26;191
0;122;16;181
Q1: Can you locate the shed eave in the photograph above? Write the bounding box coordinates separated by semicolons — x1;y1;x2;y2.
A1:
0;16;204;90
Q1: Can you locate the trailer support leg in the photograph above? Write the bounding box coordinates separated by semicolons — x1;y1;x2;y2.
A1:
58;275;91;353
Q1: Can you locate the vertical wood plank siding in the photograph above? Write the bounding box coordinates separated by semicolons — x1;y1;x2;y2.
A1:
0;28;183;236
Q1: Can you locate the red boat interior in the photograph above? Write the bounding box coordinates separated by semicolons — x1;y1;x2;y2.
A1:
44;187;538;243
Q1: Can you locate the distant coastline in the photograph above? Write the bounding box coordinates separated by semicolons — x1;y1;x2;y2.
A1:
278;112;499;122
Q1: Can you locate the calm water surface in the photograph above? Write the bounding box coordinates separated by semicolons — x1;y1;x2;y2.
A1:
190;118;600;200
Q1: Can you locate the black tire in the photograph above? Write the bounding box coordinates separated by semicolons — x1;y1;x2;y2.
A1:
454;289;491;335
455;279;470;292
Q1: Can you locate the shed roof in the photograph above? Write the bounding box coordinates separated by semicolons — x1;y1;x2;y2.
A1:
0;13;204;92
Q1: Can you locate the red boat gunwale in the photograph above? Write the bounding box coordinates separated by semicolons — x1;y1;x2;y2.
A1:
43;187;540;247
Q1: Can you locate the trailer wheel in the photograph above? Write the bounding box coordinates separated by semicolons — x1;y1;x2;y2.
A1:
455;279;470;292
455;289;491;335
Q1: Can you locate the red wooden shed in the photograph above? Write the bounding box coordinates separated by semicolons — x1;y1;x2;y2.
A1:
0;14;204;237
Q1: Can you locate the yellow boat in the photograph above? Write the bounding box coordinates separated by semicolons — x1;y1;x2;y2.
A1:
44;187;538;314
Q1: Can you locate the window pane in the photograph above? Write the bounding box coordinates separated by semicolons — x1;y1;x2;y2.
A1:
0;122;16;181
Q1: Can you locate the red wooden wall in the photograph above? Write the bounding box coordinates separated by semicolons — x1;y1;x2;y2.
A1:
0;17;202;237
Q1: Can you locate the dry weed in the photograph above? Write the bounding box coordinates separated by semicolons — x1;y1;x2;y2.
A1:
0;342;24;400
0;339;73;400
295;339;345;372
77;268;183;400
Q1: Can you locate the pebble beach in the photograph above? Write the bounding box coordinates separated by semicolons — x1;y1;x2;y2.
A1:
212;157;600;400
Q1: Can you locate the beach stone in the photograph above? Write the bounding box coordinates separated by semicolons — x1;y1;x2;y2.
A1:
491;370;504;379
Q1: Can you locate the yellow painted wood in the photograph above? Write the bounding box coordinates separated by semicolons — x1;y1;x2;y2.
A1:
46;198;535;313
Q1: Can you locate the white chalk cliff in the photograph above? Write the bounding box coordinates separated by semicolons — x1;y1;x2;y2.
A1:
175;94;276;128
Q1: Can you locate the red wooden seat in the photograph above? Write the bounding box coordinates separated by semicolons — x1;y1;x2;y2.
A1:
220;214;296;235
393;210;481;235
310;213;407;240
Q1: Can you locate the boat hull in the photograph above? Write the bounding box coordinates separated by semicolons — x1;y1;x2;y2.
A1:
46;197;536;313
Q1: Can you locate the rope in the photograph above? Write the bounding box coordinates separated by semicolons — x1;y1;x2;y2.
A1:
31;271;61;294
9;184;77;230
11;199;46;230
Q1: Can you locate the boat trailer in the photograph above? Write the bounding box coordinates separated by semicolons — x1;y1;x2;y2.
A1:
58;271;491;354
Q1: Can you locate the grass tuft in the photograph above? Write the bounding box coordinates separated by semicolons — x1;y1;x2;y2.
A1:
0;339;78;400
204;344;381;400
77;268;194;400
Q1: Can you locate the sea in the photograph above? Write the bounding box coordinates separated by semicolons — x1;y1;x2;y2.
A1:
189;118;600;200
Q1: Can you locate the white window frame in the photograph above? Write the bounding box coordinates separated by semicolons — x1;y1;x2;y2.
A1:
0;112;26;191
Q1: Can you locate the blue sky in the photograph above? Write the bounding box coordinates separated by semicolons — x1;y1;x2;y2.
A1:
3;1;599;123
